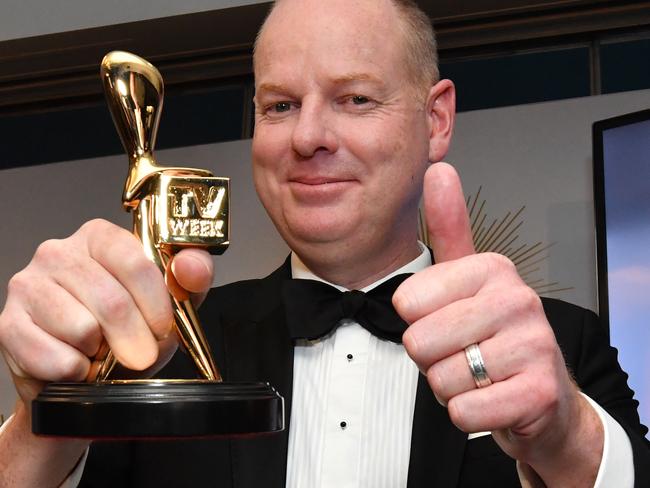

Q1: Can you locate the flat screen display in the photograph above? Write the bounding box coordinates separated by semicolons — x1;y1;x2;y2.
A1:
593;109;650;437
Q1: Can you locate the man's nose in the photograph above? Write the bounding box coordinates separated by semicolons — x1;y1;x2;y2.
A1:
291;102;338;158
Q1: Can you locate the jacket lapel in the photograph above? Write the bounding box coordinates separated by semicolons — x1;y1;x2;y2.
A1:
215;260;294;488
407;373;467;487
408;248;467;488
407;246;467;487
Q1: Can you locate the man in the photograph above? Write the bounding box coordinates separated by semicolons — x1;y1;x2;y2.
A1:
0;0;648;486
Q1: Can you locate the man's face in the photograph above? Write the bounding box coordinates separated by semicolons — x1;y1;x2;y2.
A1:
252;0;449;273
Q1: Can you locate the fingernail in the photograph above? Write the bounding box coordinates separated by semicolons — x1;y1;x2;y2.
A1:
394;289;419;326
402;328;418;355
434;391;447;408
194;253;212;274
170;255;181;277
185;253;213;276
392;289;409;314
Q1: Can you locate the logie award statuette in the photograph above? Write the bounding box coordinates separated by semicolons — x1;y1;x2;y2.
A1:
31;51;284;438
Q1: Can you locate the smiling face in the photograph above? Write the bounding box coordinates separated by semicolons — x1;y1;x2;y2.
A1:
252;0;454;287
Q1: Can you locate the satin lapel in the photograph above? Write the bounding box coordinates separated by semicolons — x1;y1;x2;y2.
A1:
407;246;466;486
407;373;467;487
217;261;294;488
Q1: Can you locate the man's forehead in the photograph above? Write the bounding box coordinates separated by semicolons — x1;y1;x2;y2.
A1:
254;0;407;81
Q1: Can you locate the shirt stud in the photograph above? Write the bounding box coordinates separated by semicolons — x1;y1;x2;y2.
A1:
340;421;347;429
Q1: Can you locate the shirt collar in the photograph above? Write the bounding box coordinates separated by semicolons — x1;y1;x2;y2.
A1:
290;242;431;292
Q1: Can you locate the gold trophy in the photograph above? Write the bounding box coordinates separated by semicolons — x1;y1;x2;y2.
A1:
31;52;283;438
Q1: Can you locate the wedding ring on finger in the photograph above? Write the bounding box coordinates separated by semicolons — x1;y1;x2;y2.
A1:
465;343;492;389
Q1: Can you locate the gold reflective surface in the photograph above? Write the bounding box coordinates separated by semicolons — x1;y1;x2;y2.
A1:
88;51;230;382
104;379;216;385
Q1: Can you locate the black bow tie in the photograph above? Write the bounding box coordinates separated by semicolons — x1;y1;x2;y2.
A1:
282;273;411;343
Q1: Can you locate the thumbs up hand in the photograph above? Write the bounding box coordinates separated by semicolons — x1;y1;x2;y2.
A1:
393;162;603;486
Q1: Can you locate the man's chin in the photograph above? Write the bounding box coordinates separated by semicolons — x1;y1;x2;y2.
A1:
284;220;360;249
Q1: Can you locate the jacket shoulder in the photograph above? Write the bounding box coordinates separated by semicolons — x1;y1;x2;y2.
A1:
201;257;291;321
539;296;604;357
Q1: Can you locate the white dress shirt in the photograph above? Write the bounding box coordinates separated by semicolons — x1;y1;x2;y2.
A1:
285;244;634;488
2;244;633;486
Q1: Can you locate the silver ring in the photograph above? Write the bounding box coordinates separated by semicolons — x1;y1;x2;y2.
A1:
465;343;492;388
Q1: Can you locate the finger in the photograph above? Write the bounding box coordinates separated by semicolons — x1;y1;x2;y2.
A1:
0;307;89;382
156;333;179;368
403;285;537;365
394;252;519;324
403;292;497;366
49;251;159;371
395;254;489;323
112;333;179;380
171;248;214;294
425;334;530;405
19;274;102;358
83;221;174;341
423;162;475;263
446;372;553;435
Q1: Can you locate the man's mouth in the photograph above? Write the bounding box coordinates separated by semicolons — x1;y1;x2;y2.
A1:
289;176;354;185
287;176;358;201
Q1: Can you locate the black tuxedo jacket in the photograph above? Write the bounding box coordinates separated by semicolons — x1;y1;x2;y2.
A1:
81;259;650;487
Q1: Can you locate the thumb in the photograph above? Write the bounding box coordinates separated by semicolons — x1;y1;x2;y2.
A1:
168;248;214;306
424;162;475;263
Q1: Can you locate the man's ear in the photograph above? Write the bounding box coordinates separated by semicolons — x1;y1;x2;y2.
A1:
425;79;456;163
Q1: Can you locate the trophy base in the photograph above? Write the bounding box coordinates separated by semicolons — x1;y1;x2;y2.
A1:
32;380;284;439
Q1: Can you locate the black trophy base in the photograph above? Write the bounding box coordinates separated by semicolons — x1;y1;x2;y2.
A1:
32;380;284;439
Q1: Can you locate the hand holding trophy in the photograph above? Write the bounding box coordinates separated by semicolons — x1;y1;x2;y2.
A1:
31;52;283;439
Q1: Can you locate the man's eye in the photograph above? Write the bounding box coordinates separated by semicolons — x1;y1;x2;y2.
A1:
273;102;292;112
351;95;369;105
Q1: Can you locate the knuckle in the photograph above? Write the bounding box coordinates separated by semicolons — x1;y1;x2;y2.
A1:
0;306;22;341
0;312;11;345
524;286;542;311
532;377;560;413
73;318;103;356
7;338;82;382
33;238;66;264
513;286;543;316
486;252;517;274
488;285;543;330
7;270;30;297
82;219;133;254
80;218;112;234
531;325;558;357
513;323;557;369
0;310;23;349
125;252;160;283
55;353;87;381
99;290;133;323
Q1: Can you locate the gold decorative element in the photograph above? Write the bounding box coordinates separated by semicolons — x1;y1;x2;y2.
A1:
418;186;573;296
87;51;230;382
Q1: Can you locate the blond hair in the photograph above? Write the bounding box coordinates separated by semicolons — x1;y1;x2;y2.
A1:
392;0;439;88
